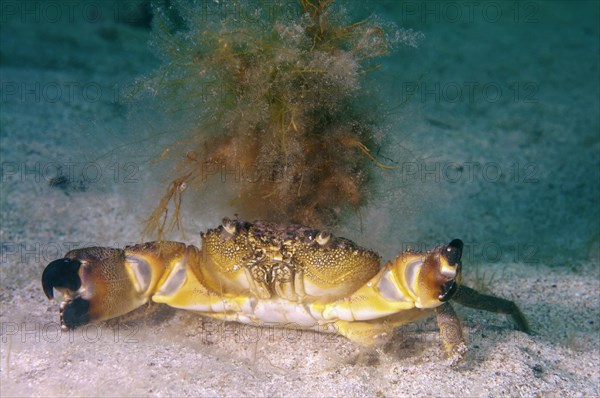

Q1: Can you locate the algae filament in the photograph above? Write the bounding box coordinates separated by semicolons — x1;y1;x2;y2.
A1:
136;0;423;238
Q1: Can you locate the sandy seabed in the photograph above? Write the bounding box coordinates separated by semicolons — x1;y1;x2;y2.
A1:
1;1;599;397
1;260;599;397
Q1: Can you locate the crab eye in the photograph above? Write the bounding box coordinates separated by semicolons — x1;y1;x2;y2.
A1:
316;231;330;246
443;239;463;266
221;218;237;237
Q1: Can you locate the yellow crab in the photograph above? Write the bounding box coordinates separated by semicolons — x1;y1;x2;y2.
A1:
42;218;530;364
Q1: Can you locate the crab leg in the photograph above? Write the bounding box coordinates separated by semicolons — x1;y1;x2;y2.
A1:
435;302;467;364
452;285;531;334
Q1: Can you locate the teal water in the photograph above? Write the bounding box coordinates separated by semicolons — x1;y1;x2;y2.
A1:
1;0;598;281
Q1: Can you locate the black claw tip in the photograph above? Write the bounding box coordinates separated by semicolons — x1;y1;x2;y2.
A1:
443;239;463;266
42;258;82;299
61;297;91;329
439;280;458;302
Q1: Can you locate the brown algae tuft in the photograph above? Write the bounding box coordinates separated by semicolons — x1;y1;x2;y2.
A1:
134;0;424;238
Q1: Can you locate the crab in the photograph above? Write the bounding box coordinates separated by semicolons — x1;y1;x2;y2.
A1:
42;218;530;364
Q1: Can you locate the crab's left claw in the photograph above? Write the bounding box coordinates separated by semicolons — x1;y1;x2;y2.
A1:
42;258;83;299
42;257;94;329
42;248;130;330
42;243;190;330
42;245;179;330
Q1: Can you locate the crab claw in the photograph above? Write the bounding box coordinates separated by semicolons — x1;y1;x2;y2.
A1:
59;297;91;329
42;243;188;330
42;258;82;299
42;248;131;330
439;279;458;302
41;247;146;330
443;239;463;266
42;257;93;329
